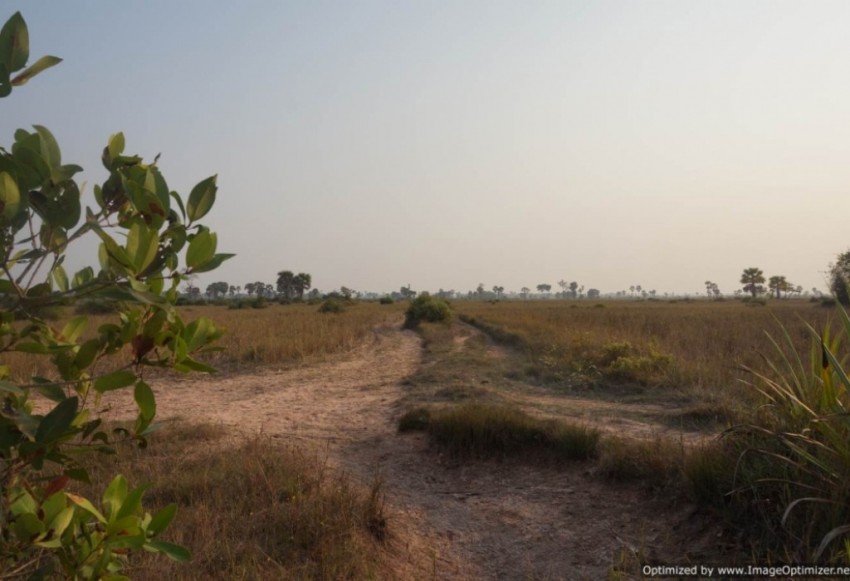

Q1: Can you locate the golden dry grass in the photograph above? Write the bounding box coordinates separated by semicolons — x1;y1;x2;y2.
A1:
0;301;405;380
455;299;833;413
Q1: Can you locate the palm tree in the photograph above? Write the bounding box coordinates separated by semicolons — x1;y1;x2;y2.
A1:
277;270;296;299
293;272;312;299
741;267;766;298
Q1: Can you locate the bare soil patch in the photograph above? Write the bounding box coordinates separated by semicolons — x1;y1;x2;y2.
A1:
101;320;730;579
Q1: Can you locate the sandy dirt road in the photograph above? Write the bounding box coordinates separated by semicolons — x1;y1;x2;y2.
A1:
102;321;723;580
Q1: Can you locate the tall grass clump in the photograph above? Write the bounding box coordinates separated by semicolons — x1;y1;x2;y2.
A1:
405;403;599;461
731;307;850;562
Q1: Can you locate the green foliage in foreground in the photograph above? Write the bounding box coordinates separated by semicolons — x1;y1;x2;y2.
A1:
733;305;850;562
0;12;230;578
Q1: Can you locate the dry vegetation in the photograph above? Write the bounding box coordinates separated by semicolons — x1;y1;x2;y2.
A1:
455;298;833;421
1;301;405;380
11;296;850;575
73;422;391;580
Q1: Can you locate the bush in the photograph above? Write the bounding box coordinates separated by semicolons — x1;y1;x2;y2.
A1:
319;298;345;313
0;13;229;577
404;293;452;327
379;296;394;305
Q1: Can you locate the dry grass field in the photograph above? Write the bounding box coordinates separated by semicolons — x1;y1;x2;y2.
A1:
9;296;850;577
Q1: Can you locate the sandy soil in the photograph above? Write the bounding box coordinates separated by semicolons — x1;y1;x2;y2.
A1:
100;321;727;580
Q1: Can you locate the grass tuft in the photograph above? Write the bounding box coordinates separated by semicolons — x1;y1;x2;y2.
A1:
405;403;599;462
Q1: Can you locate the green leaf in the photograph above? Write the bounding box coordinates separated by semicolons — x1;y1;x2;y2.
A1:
134;380;155;422
13;513;44;541
0;171;20;220
35;396;78;444
61;316;87;343
186;175;217;222
32;125;61;168
52;264;69;292
94;370;136;393
107;132;124;163
116;482;150;520
170;191;186;221
186;228;215;269
0;12;28;72
72;266;94;289
126;221;158;272
176;357;218;374
47;506;75;538
67;493;106;524
147;540;191;562
191;253;235;274
75;338;101;370
103;474;128;522
35;384;67;403
147;504;177;536
16;342;48;354
10;55;62;86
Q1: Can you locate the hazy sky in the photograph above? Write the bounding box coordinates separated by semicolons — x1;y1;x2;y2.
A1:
3;1;850;296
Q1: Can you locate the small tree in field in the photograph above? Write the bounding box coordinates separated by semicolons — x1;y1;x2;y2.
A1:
0;13;231;577
741;267;766;298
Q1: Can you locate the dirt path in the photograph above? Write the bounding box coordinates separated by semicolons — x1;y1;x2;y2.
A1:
103;321;724;580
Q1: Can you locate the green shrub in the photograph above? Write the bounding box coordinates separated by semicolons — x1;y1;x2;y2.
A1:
319;298;345;313
379;296;394;305
733;306;850;561
0;13;230;577
404;293;452;327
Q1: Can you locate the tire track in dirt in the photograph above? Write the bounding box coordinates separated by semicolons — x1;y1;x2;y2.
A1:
102;320;725;580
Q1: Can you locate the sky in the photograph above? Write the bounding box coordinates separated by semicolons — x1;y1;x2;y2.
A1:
3;1;850;296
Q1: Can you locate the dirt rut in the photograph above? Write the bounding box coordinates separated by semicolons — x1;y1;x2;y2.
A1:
103;322;722;580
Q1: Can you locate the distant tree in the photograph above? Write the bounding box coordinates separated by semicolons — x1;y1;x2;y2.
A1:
741;267;766;298
587;288;601;299
229;285;240;297
768;275;791;299
569;281;579;299
340;286;354;300
829;251;850;305
400;284;416;299
537;283;551;297
277;270;296;299
629;285;635;296
476;283;485;297
636;285;642;296
557;280;568;298
245;282;256;296
520;287;530;300
206;281;229;298
704;280;720;300
293;272;312;299
579;285;585;298
493;285;504;298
